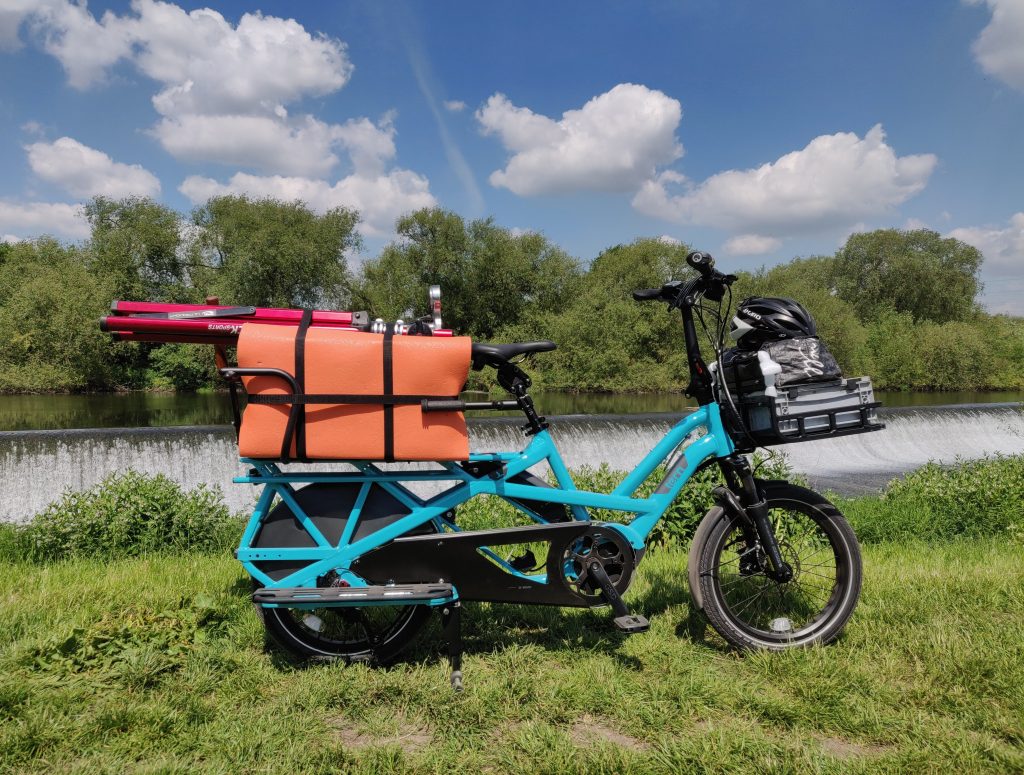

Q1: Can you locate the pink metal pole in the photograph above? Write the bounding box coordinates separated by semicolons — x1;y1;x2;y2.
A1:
102;316;358;337
110;300;356;325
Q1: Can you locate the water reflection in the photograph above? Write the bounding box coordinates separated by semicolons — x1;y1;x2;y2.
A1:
0;393;231;430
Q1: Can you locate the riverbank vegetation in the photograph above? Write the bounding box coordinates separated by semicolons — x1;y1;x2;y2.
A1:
2;196;1022;394
2;455;1021;564
0;457;1022;772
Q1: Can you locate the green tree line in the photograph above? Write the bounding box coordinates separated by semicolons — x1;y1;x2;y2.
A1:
0;196;1020;394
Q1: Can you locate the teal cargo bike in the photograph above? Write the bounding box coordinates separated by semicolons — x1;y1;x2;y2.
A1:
106;250;884;689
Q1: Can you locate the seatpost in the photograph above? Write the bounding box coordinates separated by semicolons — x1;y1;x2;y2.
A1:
497;362;549;435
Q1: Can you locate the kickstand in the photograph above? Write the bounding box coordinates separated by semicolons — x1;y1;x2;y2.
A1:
440;602;464;692
587;561;650;634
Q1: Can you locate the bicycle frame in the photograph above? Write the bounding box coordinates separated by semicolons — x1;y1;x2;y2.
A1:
235;401;735;601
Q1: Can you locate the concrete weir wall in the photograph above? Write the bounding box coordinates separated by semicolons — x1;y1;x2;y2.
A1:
2;405;1022;522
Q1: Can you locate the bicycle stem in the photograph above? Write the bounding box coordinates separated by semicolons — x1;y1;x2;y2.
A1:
679;293;715;406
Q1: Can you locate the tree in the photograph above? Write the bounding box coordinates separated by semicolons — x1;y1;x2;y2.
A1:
500;238;694;391
0;239;116;391
85;197;189;302
353;208;581;338
833;229;983;323
189;196;360;308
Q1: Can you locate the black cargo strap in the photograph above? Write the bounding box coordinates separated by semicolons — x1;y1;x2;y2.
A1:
383;327;395;462
227;379;242;440
280;309;313;462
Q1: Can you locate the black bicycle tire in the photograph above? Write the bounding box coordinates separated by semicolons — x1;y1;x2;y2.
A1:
690;482;862;651
257;600;432;664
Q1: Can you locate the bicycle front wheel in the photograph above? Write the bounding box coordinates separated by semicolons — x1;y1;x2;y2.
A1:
689;482;862;650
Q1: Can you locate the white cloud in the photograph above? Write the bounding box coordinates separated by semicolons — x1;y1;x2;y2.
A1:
903;217;931;230
151;114;341;177
2;234;22;244
10;1;435;236
15;1;358;176
657;234;681;245
136;3;352;116
949;212;1024;271
24;0;134;88
0;201;89;240
722;234;782;256
633;125;937;237
0;0;45;50
332;115;397;175
477;83;683;195
152;112;400;178
16;0;352;110
26;136;160;198
179;169;436;237
967;0;1024;91
443;100;466;113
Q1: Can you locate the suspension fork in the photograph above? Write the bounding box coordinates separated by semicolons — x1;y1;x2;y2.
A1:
716;455;793;582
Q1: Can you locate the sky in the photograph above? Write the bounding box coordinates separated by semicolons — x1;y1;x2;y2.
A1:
0;0;1022;311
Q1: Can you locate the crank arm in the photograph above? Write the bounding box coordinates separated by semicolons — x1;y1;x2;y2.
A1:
588;562;649;634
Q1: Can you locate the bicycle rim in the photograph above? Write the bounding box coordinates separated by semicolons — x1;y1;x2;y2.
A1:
708;497;856;645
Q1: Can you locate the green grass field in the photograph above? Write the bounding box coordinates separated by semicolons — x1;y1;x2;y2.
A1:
1;540;1021;774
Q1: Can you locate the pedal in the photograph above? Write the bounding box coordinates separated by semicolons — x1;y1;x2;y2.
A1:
587;561;649;635
613;614;650;634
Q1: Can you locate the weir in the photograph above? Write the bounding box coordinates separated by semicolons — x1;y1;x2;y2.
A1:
2;404;1022;523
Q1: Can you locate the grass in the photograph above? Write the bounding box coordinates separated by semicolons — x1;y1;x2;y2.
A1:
1;540;1021;774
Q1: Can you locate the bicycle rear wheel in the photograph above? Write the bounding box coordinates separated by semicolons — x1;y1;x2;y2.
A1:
258;600;432;664
689;482;862;650
250;482;434;663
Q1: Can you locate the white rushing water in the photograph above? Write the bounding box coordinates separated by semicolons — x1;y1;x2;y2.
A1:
1;405;1022;522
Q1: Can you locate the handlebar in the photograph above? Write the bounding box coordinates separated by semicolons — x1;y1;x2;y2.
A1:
630;250;737;405
632;251;735;307
631;287;664;301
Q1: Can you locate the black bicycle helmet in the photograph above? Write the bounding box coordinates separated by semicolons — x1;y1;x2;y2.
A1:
730;296;817;349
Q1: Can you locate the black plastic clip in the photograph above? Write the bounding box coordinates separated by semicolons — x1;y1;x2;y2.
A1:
459;460;506;479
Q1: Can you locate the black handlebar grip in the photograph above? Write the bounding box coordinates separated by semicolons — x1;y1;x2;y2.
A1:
632;288;663;301
686;251;715;273
421;399;467;412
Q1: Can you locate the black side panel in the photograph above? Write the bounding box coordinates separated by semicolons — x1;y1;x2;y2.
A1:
353;522;596;606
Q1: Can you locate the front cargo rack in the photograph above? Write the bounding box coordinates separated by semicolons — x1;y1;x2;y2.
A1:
727;376;884;449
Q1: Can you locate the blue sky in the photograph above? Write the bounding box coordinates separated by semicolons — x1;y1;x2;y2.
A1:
1;0;1022;310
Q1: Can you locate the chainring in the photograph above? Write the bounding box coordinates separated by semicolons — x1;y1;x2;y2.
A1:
548;526;636;605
